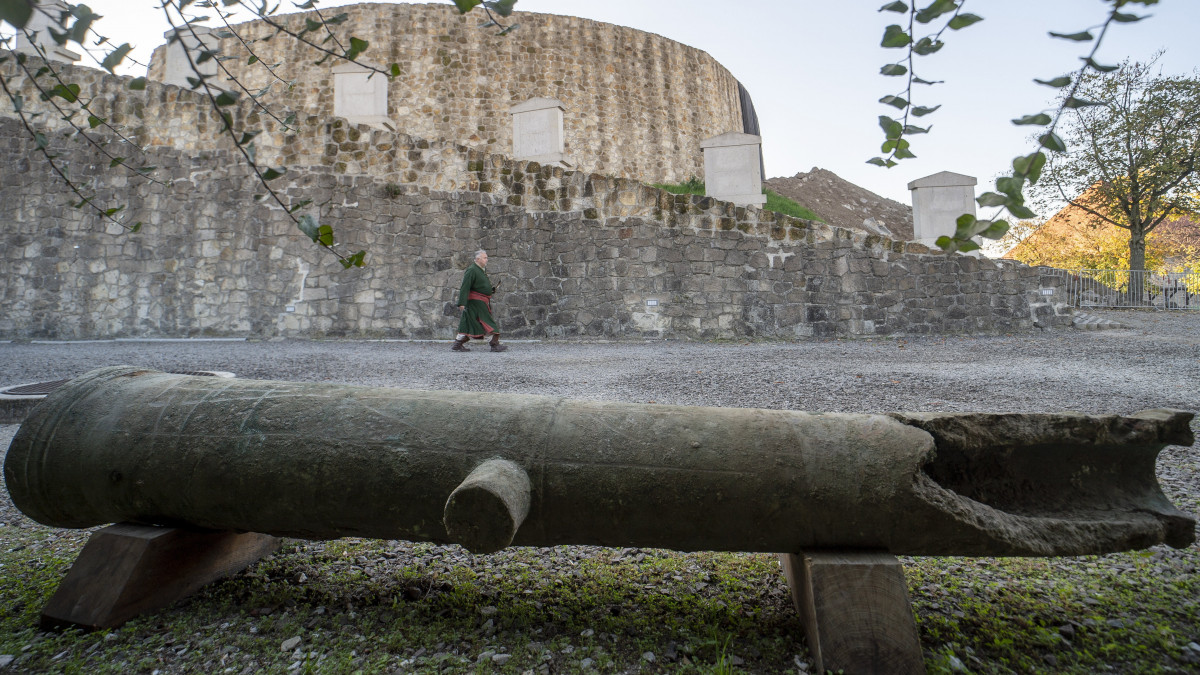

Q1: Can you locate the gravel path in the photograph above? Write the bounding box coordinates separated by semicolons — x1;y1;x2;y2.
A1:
2;309;1198;415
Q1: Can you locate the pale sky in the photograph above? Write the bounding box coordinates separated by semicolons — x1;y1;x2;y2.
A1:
9;0;1200;211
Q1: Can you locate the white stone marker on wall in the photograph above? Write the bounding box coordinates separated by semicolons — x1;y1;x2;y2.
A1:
160;26;221;90
333;63;392;130
509;97;571;166
13;1;81;63
908;171;978;249
700;132;766;207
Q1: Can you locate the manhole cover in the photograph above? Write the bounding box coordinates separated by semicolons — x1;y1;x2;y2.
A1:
0;371;235;398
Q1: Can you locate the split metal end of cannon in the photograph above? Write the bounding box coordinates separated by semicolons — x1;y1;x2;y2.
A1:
443;459;531;554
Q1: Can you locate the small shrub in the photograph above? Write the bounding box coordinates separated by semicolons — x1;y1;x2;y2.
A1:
652;178;823;221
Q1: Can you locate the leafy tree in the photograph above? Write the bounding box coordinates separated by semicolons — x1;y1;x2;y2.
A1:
1005;209;1198;272
1032;56;1200;273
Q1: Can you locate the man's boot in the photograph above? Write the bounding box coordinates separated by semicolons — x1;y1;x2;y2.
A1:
489;335;507;352
451;337;470;352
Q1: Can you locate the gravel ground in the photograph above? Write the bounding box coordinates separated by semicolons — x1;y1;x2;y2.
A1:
1;309;1198;673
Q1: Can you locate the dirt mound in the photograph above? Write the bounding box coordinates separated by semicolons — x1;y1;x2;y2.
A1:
766;168;913;241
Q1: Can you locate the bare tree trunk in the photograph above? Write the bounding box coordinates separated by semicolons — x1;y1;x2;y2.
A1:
1129;228;1147;303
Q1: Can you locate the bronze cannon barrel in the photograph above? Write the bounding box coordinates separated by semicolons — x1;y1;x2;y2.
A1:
4;366;1195;556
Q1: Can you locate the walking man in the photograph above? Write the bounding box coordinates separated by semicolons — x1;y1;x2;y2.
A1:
452;250;506;352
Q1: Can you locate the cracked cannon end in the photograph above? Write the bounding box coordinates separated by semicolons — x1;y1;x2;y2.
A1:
443;459;531;554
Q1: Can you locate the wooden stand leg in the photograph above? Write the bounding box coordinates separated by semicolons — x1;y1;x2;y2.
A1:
41;523;280;631
780;550;925;675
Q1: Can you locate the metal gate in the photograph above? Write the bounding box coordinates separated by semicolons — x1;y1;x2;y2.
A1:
1060;269;1200;309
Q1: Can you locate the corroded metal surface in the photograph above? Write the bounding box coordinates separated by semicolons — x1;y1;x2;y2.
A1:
4;367;1195;556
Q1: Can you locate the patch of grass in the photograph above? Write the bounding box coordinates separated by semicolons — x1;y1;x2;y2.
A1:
652;177;824;222
763;189;822;221
3;518;1199;673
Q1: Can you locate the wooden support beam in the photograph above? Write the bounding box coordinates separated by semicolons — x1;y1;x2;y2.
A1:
780;551;925;675
41;523;280;631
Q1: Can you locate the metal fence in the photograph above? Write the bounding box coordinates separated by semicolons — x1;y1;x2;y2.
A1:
1059;269;1200;310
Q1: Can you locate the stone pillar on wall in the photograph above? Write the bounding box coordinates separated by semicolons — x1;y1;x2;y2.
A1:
333;63;392;130
908;171;978;249
700;132;766;207
160;26;222;90
509;97;571;166
13;0;81;63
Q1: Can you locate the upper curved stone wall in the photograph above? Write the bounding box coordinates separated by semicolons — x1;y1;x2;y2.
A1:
148;2;745;184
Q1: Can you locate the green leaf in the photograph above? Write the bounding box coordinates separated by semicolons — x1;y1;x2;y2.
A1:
215;91;240;106
880;63;908;76
1063;97;1103;109
88;115;105;128
283;112;297;127
109;156;125;168
289;199;314;214
955;239;981;252
915;0;958;24
485;0;517;17
1038;132;1067;152
976;192;1009;207
346;37;369;60
1012;151;1047;183
878;1;908;12
953;213;977;238
1111;11;1145;22
879;94;908;109
881;25;911;48
297;214;320;242
894;145;916;159
935;235;954;250
47;83;81;103
1011;113;1051;125
948;13;983;29
304;17;322;33
452;0;481;13
912;37;944;55
980;220;1010;239
130;222;142;233
390;63;401;77
248;55;258;65
911;105;940;116
1083;57;1119;72
318;223;334;247
903;124;929;134
1049;30;1093;41
100;43;133;73
1007;203;1037;219
1034;75;1071;88
128;77;147;90
11;93;21;112
67;6;101;44
997;176;1024;198
496;23;518;35
0;0;34;29
103;205;126;217
867;157;890;167
261;167;285;181
878;115;903;139
348;251;366;267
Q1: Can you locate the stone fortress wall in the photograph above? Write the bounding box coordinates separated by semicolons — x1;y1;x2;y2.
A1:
147;2;745;185
0;2;1074;341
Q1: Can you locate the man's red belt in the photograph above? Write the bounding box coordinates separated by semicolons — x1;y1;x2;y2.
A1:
468;291;491;305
